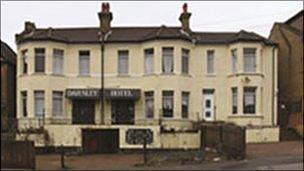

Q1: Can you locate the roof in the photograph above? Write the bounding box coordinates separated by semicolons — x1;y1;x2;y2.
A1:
285;10;303;24
1;40;16;65
15;26;275;45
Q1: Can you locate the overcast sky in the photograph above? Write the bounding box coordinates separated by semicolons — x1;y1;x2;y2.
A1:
1;1;303;51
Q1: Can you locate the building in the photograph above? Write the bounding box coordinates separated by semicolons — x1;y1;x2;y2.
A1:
15;3;279;152
1;40;17;132
269;10;303;136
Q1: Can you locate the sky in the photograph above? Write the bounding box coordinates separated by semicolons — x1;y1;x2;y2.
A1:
1;1;303;51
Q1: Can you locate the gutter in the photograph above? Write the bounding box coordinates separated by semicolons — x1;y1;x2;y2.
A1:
271;46;276;126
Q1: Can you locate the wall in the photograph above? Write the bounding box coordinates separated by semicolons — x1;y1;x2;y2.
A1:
160;132;200;149
246;126;280;143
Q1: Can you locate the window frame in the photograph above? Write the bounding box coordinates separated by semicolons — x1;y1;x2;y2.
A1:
181;92;190;118
34;48;45;73
21;91;27;117
231;49;237;74
231;87;238;114
207;50;215;74
21;49;28;74
162;91;174;118
144;91;154;119
79;50;90;76
243;48;257;73
34;90;45;117
118;50;129;75
181;49;189;74
162;47;174;73
144;48;154;74
243;87;256;114
53;49;64;75
52;91;63;117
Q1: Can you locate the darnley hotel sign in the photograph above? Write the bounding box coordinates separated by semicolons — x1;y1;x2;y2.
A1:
66;89;140;100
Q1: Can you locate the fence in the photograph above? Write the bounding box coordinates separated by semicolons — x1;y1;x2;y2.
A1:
1;140;35;169
201;122;246;159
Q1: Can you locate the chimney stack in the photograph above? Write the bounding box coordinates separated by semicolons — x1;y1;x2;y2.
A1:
179;3;191;33
98;2;113;35
24;21;36;33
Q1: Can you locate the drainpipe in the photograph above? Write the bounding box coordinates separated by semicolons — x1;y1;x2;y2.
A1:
100;35;105;124
271;46;276;126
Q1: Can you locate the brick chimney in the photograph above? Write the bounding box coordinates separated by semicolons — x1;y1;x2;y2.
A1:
98;2;113;35
24;21;36;34
179;3;191;33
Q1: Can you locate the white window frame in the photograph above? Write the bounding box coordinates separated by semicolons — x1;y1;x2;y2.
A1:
79;51;90;76
52;91;63;117
34;91;45;117
53;49;64;75
231;49;237;74
162;47;174;73
243;48;256;73
207;50;214;74
118;50;129;75
144;91;154;119
144;49;154;74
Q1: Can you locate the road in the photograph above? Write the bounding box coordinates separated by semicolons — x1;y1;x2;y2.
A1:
135;154;303;170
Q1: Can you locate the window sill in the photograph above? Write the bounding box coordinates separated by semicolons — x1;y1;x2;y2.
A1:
160;72;175;76
19;73;29;77
229;72;264;77
206;74;216;77
227;114;263;118
77;75;91;77
180;73;192;77
117;74;131;77
31;73;46;76
143;73;157;77
51;74;65;77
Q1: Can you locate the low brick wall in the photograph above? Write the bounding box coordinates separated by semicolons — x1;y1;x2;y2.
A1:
246;126;280;143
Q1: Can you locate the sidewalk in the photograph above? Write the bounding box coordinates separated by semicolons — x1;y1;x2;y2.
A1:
35;141;304;170
246;140;303;158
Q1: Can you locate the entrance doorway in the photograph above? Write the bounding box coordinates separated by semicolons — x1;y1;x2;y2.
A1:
203;92;215;121
111;100;135;125
72;100;95;124
82;129;119;154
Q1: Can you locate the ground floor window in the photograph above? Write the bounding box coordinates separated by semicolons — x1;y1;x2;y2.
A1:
52;91;63;117
181;92;189;118
21;91;27;117
111;100;135;125
72;100;95;124
243;87;256;114
145;91;154;118
34;91;44;117
232;88;238;114
162;91;174;118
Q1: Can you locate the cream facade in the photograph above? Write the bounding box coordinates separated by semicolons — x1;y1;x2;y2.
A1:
15;4;279;151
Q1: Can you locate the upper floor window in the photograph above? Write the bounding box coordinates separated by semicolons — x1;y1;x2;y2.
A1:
34;48;45;73
162;91;174;118
145;91;154;118
79;51;90;76
182;92;190;118
118;50;129;75
144;49;154;74
34;91;45;117
21;91;27;117
243;87;256;114
162;47;174;73
53;49;64;75
207;50;214;74
21;50;28;74
231;49;237;74
232;88;238;114
181;49;189;74
52;91;63;117
244;48;256;73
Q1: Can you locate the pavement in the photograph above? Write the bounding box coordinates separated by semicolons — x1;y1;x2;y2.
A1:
35;140;304;170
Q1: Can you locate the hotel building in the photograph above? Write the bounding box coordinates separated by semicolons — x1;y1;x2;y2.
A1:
15;3;279;152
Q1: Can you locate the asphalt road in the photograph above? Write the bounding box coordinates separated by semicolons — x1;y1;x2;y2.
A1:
135;154;303;170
